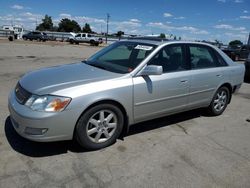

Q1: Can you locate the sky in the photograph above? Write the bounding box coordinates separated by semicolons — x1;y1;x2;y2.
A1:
0;0;249;44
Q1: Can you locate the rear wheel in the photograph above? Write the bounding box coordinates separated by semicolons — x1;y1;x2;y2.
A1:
23;37;27;40
75;104;124;150
90;40;95;46
208;86;230;116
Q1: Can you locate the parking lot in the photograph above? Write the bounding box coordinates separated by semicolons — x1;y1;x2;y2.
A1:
0;40;250;188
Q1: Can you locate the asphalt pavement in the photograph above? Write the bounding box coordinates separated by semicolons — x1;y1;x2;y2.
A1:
0;40;250;188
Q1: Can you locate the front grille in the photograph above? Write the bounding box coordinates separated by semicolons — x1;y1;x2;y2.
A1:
15;82;31;105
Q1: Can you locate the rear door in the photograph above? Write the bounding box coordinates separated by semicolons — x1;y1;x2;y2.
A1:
187;44;224;109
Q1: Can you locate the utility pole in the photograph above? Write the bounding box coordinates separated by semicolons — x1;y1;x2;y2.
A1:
247;32;250;45
106;13;110;44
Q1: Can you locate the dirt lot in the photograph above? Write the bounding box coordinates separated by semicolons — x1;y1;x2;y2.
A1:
0;40;250;188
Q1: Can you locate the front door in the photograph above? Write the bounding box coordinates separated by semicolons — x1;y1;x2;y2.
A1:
133;44;190;122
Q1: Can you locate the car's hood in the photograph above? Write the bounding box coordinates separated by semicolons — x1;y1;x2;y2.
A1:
19;62;121;95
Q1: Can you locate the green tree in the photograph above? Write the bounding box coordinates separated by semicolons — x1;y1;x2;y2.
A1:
229;40;243;46
159;33;166;39
82;23;92;33
36;14;53;31
116;31;124;40
58;18;81;32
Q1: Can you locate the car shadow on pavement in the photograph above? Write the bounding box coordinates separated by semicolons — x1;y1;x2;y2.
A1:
127;109;203;136
4;116;88;157
5;109;204;157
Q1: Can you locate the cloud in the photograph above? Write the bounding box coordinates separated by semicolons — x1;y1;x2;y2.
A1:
74;16;105;24
20;12;43;21
11;4;24;10
240;30;249;34
109;19;142;34
129;19;141;23
217;0;226;3
147;22;209;35
240;16;250;19
214;24;246;31
174;16;185;20
59;13;72;18
225;32;246;40
234;0;243;3
0;14;14;22
163;13;173;17
243;10;249;13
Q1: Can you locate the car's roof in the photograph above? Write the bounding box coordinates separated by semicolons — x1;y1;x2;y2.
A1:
123;39;216;47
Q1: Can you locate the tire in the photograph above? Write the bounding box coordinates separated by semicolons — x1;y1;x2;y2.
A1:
69;39;74;44
37;38;41;42
208;86;230;116
23;37;27;40
90;40;95;46
75;104;124;150
8;36;14;41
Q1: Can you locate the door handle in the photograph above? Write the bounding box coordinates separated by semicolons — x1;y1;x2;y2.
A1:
180;79;188;83
216;74;222;77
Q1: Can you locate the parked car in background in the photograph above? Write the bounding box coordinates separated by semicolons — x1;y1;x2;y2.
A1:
245;53;250;83
8;40;245;150
2;25;24;39
223;45;250;61
22;31;49;42
69;33;103;46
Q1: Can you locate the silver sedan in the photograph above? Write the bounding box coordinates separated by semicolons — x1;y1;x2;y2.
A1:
8;40;245;149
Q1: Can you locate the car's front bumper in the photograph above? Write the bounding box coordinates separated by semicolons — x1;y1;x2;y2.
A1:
8;90;77;142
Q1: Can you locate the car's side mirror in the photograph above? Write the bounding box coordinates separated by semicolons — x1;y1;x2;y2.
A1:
137;65;163;76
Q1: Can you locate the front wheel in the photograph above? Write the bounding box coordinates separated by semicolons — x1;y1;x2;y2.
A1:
208;86;230;116
69;39;74;44
75;104;124;150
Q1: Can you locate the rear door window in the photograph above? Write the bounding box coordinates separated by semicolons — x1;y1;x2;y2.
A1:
189;45;217;69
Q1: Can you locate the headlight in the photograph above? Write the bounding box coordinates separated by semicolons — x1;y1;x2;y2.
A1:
25;95;71;112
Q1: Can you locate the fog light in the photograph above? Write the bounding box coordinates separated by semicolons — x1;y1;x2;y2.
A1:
24;127;48;135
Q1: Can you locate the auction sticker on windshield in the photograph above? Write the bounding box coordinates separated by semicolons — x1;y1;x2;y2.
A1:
135;45;153;51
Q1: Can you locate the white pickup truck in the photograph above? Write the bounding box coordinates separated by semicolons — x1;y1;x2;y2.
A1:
69;33;103;46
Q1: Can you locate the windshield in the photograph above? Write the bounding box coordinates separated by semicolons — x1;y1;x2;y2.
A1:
84;41;156;74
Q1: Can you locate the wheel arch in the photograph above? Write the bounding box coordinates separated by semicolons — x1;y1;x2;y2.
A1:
73;99;129;139
219;83;233;104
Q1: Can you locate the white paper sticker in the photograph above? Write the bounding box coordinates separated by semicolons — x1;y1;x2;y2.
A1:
135;45;153;51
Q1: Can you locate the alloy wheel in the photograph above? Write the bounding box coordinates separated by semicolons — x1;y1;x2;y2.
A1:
213;90;227;112
86;110;117;143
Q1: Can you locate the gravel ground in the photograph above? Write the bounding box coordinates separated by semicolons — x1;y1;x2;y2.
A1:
0;40;250;188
